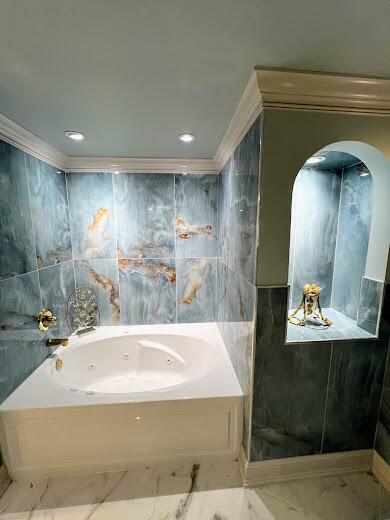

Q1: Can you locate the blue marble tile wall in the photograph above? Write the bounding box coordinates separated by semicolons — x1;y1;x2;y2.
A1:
216;116;262;457
374;283;390;463
357;277;384;335
251;285;390;462
0;139;75;405
289;168;341;308
66;171;218;326
331;163;374;319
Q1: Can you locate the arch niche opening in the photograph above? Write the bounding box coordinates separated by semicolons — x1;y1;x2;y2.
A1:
287;148;384;343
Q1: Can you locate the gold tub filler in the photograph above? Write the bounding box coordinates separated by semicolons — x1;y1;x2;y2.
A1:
288;283;332;327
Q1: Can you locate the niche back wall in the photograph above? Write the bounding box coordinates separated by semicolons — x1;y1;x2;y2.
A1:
67;172;218;326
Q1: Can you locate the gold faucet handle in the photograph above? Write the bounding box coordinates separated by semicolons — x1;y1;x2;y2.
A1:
37;309;57;331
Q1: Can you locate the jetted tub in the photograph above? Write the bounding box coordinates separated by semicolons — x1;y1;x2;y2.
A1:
0;323;243;480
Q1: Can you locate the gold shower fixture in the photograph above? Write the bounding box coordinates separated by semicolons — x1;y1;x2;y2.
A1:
36;308;57;331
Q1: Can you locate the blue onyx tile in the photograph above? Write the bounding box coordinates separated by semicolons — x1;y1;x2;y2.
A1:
216;259;256;457
175;174;218;258
0;331;46;404
332;164;373;319
26;155;72;268
67;172;116;259
74;259;121;326
289;168;341;308
231;116;261;175
357;277;383;335
251;286;331;461
217;158;233;266
0;141;36;279
0;271;41;331
322;337;388;453
176;258;216;323
119;258;176;325
39;261;76;337
114;173;174;259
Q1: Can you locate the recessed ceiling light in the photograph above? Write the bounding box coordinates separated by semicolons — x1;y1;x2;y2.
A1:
305;156;326;165
113;171;120;175
182;172;188;175
179;133;195;143
64;131;85;141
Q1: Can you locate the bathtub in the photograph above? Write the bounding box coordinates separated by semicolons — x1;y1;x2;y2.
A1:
0;323;243;480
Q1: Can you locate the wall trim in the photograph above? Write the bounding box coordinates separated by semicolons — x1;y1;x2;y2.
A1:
0;113;67;170
1;69;389;174
372;450;390;494
239;446;373;487
0;465;11;498
66;156;217;174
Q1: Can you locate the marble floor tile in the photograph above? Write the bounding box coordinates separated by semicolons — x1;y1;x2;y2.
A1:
0;468;388;520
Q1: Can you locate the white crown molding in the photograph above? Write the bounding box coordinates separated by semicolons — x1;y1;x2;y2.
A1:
213;71;263;171
1;69;389;175
66;156;217;174
0;113;67;170
239;446;372;487
255;67;390;115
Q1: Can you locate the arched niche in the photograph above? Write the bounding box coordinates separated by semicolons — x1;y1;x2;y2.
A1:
287;142;389;343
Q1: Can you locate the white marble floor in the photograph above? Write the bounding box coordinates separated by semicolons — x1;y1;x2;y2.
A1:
0;462;388;519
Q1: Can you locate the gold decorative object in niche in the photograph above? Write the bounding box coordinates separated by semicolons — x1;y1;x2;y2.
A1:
288;283;332;327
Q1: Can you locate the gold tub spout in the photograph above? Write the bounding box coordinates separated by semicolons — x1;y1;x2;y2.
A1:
46;338;69;347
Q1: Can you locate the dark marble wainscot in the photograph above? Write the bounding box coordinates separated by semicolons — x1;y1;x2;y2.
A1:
357;277;384;335
175;174;218;258
119;258;176;325
251;286;331;461
26;155;72;268
67;172;116;259
0;271;46;403
0;141;36;279
176;258;216;323
74;259;121;325
332;163;374;319
114;173;175;259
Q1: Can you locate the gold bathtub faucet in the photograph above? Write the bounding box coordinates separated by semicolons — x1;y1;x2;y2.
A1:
46;338;69;347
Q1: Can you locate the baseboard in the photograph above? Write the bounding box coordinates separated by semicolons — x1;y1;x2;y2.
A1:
372;450;390;493
239;446;373;487
0;465;11;497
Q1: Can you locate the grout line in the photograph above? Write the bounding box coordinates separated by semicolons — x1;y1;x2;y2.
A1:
373;318;390;451
173;173;178;323
112;172;123;325
330;166;343;310
320;341;334;454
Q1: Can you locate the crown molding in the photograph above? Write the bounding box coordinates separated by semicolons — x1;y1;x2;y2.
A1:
66;156;217;174
213;71;263;171
1;69;389;175
0;113;67;170
255;67;390;115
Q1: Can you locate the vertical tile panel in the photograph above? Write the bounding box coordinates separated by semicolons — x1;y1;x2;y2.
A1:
67;172;116;259
357;277;384;335
114;173;174;259
0;141;36;279
176;258;216;323
26;156;72;268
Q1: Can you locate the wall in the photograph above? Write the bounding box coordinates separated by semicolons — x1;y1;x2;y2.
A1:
66;172;218;325
217;116;262;457
0;140;75;405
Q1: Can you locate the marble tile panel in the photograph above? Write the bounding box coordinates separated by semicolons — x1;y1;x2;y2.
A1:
176;257;216;323
119;258;176;325
67;172;116;259
357;277;384;335
74;259;121;326
0;140;36;279
26;155;72;268
39;261;76;337
289;168;341;308
0;271;45;403
251;286;331;461
322;336;388;453
332;163;374;319
175;174;218;258
217;157;233;267
231;116;261;176
114;173;174;259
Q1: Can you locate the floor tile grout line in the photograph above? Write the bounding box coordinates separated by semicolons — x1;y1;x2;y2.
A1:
320;341;334;454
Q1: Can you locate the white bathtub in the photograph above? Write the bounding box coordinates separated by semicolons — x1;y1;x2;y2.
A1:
0;323;243;480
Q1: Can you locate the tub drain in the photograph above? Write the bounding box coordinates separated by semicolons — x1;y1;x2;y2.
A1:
88;363;96;371
166;357;172;365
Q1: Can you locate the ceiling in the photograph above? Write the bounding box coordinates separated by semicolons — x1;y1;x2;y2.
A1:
1;1;389;159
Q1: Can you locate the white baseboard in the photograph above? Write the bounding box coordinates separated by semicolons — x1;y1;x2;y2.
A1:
0;465;11;497
372;450;390;493
239;446;373;487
